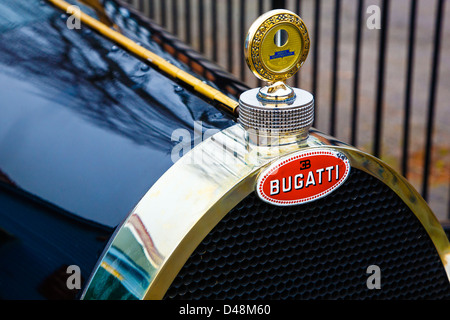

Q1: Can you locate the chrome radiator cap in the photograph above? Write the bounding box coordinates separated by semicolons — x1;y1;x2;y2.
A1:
239;9;313;145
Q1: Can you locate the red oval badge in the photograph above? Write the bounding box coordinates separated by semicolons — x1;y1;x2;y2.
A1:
257;148;351;206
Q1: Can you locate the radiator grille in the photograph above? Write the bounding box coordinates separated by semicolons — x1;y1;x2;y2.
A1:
164;168;450;299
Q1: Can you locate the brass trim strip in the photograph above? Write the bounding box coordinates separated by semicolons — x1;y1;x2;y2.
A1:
46;0;239;115
79;0;116;27
81;125;450;300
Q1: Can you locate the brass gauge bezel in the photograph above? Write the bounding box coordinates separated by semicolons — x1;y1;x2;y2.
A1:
244;9;310;83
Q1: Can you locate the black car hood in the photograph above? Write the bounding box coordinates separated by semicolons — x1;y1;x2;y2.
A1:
0;0;235;228
0;0;236;299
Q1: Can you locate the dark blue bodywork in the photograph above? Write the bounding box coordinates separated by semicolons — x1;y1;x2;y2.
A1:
0;0;237;299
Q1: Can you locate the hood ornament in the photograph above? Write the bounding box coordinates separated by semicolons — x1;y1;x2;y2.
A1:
239;9;314;146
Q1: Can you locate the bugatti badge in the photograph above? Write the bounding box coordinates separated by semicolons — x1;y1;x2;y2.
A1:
257;149;351;206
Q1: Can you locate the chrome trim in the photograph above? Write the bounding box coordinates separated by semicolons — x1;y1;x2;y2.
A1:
81;124;450;299
238;88;314;136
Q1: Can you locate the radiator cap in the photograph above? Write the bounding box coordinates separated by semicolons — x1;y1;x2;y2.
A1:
239;9;314;145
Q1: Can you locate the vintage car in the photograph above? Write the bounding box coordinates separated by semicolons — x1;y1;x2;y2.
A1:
0;0;449;301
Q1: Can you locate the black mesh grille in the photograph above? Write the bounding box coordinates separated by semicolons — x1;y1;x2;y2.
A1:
164;168;450;299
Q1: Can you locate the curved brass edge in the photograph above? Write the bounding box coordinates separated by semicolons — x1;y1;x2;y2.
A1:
46;0;239;115
81;124;269;300
81;124;450;300
145;171;260;299
339;147;450;281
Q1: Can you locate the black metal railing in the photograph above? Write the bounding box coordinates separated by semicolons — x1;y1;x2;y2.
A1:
123;0;449;221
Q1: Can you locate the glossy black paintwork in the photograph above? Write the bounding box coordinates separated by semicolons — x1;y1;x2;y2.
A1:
0;0;235;298
0;0;234;227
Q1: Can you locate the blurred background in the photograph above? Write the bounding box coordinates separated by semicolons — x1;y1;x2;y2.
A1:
122;0;449;221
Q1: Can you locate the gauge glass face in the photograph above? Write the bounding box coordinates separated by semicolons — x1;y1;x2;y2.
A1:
245;10;310;82
261;23;303;75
